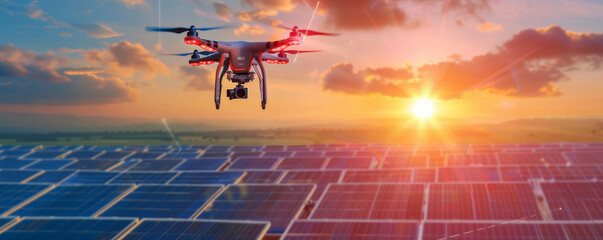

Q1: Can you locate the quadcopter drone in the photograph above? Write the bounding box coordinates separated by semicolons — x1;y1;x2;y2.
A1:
147;25;338;109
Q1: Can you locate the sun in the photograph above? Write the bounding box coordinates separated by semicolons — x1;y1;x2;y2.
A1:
412;99;435;118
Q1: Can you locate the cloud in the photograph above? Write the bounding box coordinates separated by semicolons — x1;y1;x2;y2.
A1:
236;9;281;26
476;22;502;32
242;0;296;11
73;23;123;39
0;45;137;105
83;40;169;80
213;1;231;22
0;0;67;26
323;26;603;99
118;0;146;7
179;66;213;91
234;23;265;35
443;0;494;25
59;32;73;38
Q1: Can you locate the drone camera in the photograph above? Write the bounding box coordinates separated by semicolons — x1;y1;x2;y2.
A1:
227;86;248;100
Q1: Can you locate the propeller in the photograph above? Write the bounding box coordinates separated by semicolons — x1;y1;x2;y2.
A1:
268;50;322;54
145;25;228;34
161;50;215;56
279;25;339;36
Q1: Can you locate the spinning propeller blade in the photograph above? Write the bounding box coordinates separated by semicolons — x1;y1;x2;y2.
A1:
161;51;214;56
145;26;229;34
279;25;339;36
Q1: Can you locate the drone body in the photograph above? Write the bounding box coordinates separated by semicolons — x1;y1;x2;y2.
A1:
148;25;336;109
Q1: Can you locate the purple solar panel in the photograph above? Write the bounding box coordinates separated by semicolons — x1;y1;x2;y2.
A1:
294;151;323;157
445;154;499;166
325;157;374;169
381;155;428;169
275;157;326;170
541;182;603;220
499;165;603;181
279;170;342;201
342;170;412;183
564;151;603;165
422;222;571;240
427;183;542;220
497;152;568;165
238;170;283;184
228;157;280;170
437;167;500;182
311;184;424;220
282;220;419;240
262;151;293;158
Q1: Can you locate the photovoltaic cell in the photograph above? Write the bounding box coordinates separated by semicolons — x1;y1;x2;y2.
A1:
95;151;133;160
25;160;74;170
0;218;134;240
564;151;603;165
62;160;119;171
0;150;32;158
128;159;182;171
121;219;269;240
311;184;424;220
64;150;102;159
437;167;500;182
381;155;428;169
169;171;245;185
109;172;177;184
162;152;201;159
275;157;326;170
280;170;342;201
199;152;229;158
0;158;37;169
126;151;164;160
263;151;293;158
61;171;120;184
108;159;140;172
427;183;542;220
497;152;567;165
198;184;314;234
282;220;418;240
446;153;498;166
25;151;66;159
342;170;412;183
541;181;603;220
13;185;133;217
0;183;50;215
421;222;569;240
413;168;437;182
228;157;280;170
499;165;603;181
174;158;228;171
0;170;40;183
26;171;75;184
325;157;374;169
238;171;283;184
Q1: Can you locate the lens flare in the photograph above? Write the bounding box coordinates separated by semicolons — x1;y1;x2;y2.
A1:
412;99;435;118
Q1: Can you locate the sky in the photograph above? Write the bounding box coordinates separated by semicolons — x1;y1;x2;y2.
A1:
0;0;603;126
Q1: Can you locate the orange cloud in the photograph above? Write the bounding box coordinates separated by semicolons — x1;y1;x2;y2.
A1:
243;0;296;11
477;22;502;32
214;1;232;22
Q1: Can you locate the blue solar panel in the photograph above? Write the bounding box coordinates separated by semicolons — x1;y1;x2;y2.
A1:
91;146;122;151
0;183;50;215
25;151;67;159
0;145;16;151
198;184;315;234
108;159;140;172
228;157;280;170
0;150;32;158
26;171;75;184
13;185;133;217
128;159;183;171
0;218;135;240
41;146;67;151
25;160;74;170
162;152;201;159
64;150;102;159
95;151;133;160
169;172;245;185
126;151;164;160
100;185;222;218
325;157;375;169
200;152;230;158
121;219;269;240
0;218;13;228
0;170;40;183
109;172;177;184
62;160;119;171
0;158;37;169
239;170;284;184
174;158;228;171
62;171;120;184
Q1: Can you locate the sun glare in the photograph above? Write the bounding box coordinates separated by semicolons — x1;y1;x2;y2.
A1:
412;99;435;118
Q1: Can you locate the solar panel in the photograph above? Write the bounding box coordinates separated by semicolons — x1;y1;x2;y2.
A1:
0;170;40;183
13;185;133;217
427;183;542;220
437;167;500;182
0;158;37;169
294;151;323;157
95;151;133;160
381;155;428;169
0;218;135;240
445;153;499;166
413;168;437;182
564;151;603;165
497;152;568;165
63;150;103;159
275;157;327;170
41;146;67;151
169;171;245;185
11;145;41;151
324;151;355;157
230;152;263;161
310;183;424;220
279;170;342;201
0;150;32;158
283;220;418;240
238;170;284;184
128;159;182;171
109;172;177;184
325;157;375;169
0;145;15;151
26;171;75;184
421;222;570;240
541;181;602;220
61;171;120;184
198;184;315;234
100;185;222;218
108;159;140;172
25;151;67;159
342;169;412;183
121;219;269;240
228;157;280;170
199;152;229;158
92;146;122;151
499;165;603;181
25;160;74;170
263;151;293;158
0;183;50;215
62;160;119;171
126;151;164;160
162;152;201;159
174;158;228;171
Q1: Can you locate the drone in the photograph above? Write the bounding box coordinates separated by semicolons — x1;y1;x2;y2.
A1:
146;25;338;109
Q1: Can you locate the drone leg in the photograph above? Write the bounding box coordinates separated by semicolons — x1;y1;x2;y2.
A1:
214;54;226;110
256;59;267;109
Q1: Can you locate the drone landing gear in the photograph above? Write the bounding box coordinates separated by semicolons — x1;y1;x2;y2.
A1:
253;59;267;110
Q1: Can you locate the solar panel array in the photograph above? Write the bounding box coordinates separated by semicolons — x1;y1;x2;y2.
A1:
0;143;601;239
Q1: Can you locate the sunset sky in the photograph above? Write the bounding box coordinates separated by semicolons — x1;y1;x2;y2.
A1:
1;0;603;125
